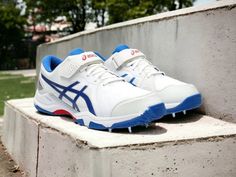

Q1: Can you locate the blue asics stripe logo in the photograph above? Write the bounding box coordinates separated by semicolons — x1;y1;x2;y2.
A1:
121;74;128;77
121;73;136;86
41;74;96;115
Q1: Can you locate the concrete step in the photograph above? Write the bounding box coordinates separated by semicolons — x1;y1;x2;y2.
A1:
1;98;236;177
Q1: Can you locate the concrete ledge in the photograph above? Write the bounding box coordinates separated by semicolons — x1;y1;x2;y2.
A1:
2;98;236;177
40;0;236;45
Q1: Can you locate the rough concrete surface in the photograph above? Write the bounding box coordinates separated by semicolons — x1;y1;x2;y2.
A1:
2;98;236;177
2;103;38;177
36;0;236;123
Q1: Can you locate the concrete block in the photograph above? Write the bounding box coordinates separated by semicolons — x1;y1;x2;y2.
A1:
37;128;94;177
2;101;39;177
36;0;236;122
2;98;236;177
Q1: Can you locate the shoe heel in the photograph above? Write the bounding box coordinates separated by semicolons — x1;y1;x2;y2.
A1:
34;85;63;114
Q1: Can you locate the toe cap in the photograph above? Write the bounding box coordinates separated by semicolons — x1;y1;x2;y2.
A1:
157;84;200;106
111;92;163;117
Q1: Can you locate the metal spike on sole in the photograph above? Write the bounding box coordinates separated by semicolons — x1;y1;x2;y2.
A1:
172;113;176;118
183;110;186;115
128;127;132;133
108;128;112;133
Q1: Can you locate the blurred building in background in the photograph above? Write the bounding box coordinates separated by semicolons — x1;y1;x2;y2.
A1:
0;0;215;70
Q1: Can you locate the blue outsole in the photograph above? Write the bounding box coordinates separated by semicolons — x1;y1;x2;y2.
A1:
88;103;166;130
35;104;54;115
34;103;166;130
166;94;202;114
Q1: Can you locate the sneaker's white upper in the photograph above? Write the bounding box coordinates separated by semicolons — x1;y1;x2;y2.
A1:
37;49;163;117
105;45;200;109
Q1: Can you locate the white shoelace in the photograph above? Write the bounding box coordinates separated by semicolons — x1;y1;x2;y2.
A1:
127;58;164;78
81;63;123;86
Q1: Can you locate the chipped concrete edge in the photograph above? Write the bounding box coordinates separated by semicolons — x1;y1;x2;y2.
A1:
113;135;236;151
4;101;92;149
5;100;236;150
38;0;236;47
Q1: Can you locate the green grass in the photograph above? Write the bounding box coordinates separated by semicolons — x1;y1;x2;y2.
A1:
0;73;35;116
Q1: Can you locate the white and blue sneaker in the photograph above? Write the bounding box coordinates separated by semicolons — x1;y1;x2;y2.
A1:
34;48;166;132
104;44;202;117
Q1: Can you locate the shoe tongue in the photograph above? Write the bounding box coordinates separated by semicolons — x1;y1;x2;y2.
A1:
112;44;130;54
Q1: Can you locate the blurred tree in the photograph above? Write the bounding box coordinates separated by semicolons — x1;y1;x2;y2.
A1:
25;0;89;33
91;0;106;27
65;0;89;33
25;0;194;32
106;0;195;24
0;1;26;69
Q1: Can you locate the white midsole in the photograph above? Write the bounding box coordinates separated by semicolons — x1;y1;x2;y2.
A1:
34;90;147;127
164;94;198;109
165;102;180;109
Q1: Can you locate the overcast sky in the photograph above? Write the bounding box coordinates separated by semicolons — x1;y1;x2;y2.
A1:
194;0;216;6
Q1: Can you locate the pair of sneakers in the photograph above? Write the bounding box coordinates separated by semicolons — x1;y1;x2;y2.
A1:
34;44;201;132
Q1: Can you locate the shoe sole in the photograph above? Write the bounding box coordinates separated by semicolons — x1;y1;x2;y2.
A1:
166;94;202;115
34;95;166;130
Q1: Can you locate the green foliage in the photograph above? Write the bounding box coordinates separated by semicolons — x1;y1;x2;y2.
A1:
25;0;90;33
0;1;26;69
91;0;106;27
106;0;195;24
64;0;89;32
25;0;194;32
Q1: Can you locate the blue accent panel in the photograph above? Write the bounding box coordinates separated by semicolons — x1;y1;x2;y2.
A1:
94;51;107;61
75;89;96;115
42;55;62;72
112;44;130;54
65;85;96;115
129;77;136;86
121;74;136;86
58;81;81;111
121;74;128;77
59;81;79;99
166;94;202;114
34;104;53;115
89;122;107;130
72;85;87;111
74;119;85;126
41;74;75;104
87;103;166;130
148;103;166;121
41;74;96;115
68;48;85;56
